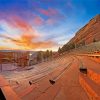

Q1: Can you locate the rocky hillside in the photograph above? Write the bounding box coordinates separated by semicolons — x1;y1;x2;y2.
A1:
68;14;100;47
58;14;100;53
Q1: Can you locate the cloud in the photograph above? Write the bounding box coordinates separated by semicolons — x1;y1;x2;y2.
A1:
11;16;32;31
33;16;44;26
0;33;57;50
9;16;42;37
39;8;59;17
46;18;57;25
0;15;59;50
38;8;65;25
0;46;9;50
38;8;65;19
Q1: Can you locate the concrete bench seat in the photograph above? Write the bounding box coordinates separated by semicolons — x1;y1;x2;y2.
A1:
79;73;100;100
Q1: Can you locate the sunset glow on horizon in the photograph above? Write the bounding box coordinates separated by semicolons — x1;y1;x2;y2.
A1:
0;0;99;51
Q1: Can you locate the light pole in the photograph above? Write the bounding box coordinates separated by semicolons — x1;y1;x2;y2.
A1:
28;53;32;67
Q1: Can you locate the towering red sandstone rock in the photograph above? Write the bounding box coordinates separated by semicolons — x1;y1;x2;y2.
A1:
68;14;100;47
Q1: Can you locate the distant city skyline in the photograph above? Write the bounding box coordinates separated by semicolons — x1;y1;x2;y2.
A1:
0;0;99;51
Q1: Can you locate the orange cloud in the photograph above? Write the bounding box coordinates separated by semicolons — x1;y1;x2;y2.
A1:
13;34;57;49
0;33;57;50
12;16;41;37
12;16;32;30
0;46;9;50
0;16;58;50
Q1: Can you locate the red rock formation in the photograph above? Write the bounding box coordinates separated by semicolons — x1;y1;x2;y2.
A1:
68;14;100;47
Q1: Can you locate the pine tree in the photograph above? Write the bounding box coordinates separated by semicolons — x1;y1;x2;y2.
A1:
50;50;53;56
37;51;42;62
43;52;46;61
58;47;62;54
50;50;53;59
46;50;50;60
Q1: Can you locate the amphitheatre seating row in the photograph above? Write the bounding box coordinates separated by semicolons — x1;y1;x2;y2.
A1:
87;69;100;85
18;84;36;98
0;75;21;100
77;51;100;63
79;69;100;100
87;54;100;63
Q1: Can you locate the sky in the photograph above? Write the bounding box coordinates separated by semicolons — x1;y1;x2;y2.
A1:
0;0;99;51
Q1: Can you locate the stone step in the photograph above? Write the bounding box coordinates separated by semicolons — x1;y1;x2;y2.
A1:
18;84;37;98
79;73;100;100
88;54;100;63
0;75;21;100
87;69;100;85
